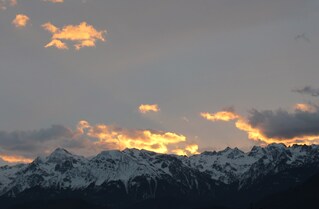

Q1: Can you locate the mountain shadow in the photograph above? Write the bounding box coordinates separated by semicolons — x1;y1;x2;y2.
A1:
255;172;319;209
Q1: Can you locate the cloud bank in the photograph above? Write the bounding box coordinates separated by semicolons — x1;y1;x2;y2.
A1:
0;121;199;164
77;120;198;155
202;105;319;146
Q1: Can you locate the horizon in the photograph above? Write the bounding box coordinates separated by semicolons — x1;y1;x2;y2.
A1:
1;0;319;165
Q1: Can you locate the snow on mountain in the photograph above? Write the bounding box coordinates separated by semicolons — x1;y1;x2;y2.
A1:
0;164;27;194
0;144;318;197
238;144;319;188
189;147;258;184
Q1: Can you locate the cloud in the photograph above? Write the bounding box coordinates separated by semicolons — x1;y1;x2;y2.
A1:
77;120;197;155
0;0;17;10
294;33;310;43
42;22;106;50
294;103;317;113
42;22;59;33
12;14;30;28
181;116;190;122
201;106;319;146
293;86;319;97
44;0;64;3
0;121;199;164
0;125;76;160
139;104;160;114
0;154;32;164
200;107;239;122
247;108;319;140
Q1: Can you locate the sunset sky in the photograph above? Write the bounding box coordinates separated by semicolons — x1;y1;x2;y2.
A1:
1;0;319;164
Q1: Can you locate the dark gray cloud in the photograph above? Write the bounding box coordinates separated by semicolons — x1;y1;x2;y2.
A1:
247;107;319;139
293;86;319;97
0;125;78;158
0;124;118;161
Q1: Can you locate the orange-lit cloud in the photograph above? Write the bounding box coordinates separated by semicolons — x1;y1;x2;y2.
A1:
294;103;317;113
172;144;199;156
0;121;199;165
42;22;106;50
0;154;33;164
201;111;240;122
12;14;30;28
202;108;319;146
44;0;64;3
42;22;59;33
77;120;198;155
45;39;68;50
139;104;160;114
185;144;199;154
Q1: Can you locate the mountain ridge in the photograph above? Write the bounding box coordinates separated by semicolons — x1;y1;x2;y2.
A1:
0;143;319;209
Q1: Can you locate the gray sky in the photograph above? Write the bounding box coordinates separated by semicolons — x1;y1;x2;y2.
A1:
1;0;319;163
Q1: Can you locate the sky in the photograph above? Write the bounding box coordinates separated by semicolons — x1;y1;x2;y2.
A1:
1;0;319;164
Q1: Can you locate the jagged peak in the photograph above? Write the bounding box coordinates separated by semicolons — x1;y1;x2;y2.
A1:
250;145;263;151
217;147;232;154
32;156;45;164
50;148;71;156
201;150;217;156
219;147;242;154
47;148;78;162
267;143;287;149
95;150;123;160
223;146;232;151
123;147;141;154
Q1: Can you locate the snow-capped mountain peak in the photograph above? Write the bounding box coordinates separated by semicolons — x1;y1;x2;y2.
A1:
0;144;319;198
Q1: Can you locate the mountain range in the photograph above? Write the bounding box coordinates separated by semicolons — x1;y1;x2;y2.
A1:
0;143;319;209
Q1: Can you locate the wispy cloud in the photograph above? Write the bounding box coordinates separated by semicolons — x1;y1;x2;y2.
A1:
172;144;199;156
139;104;160;114
12;14;30;28
293;86;319;97
44;39;68;50
294;103;317;113
201;106;319;146
42;22;106;50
